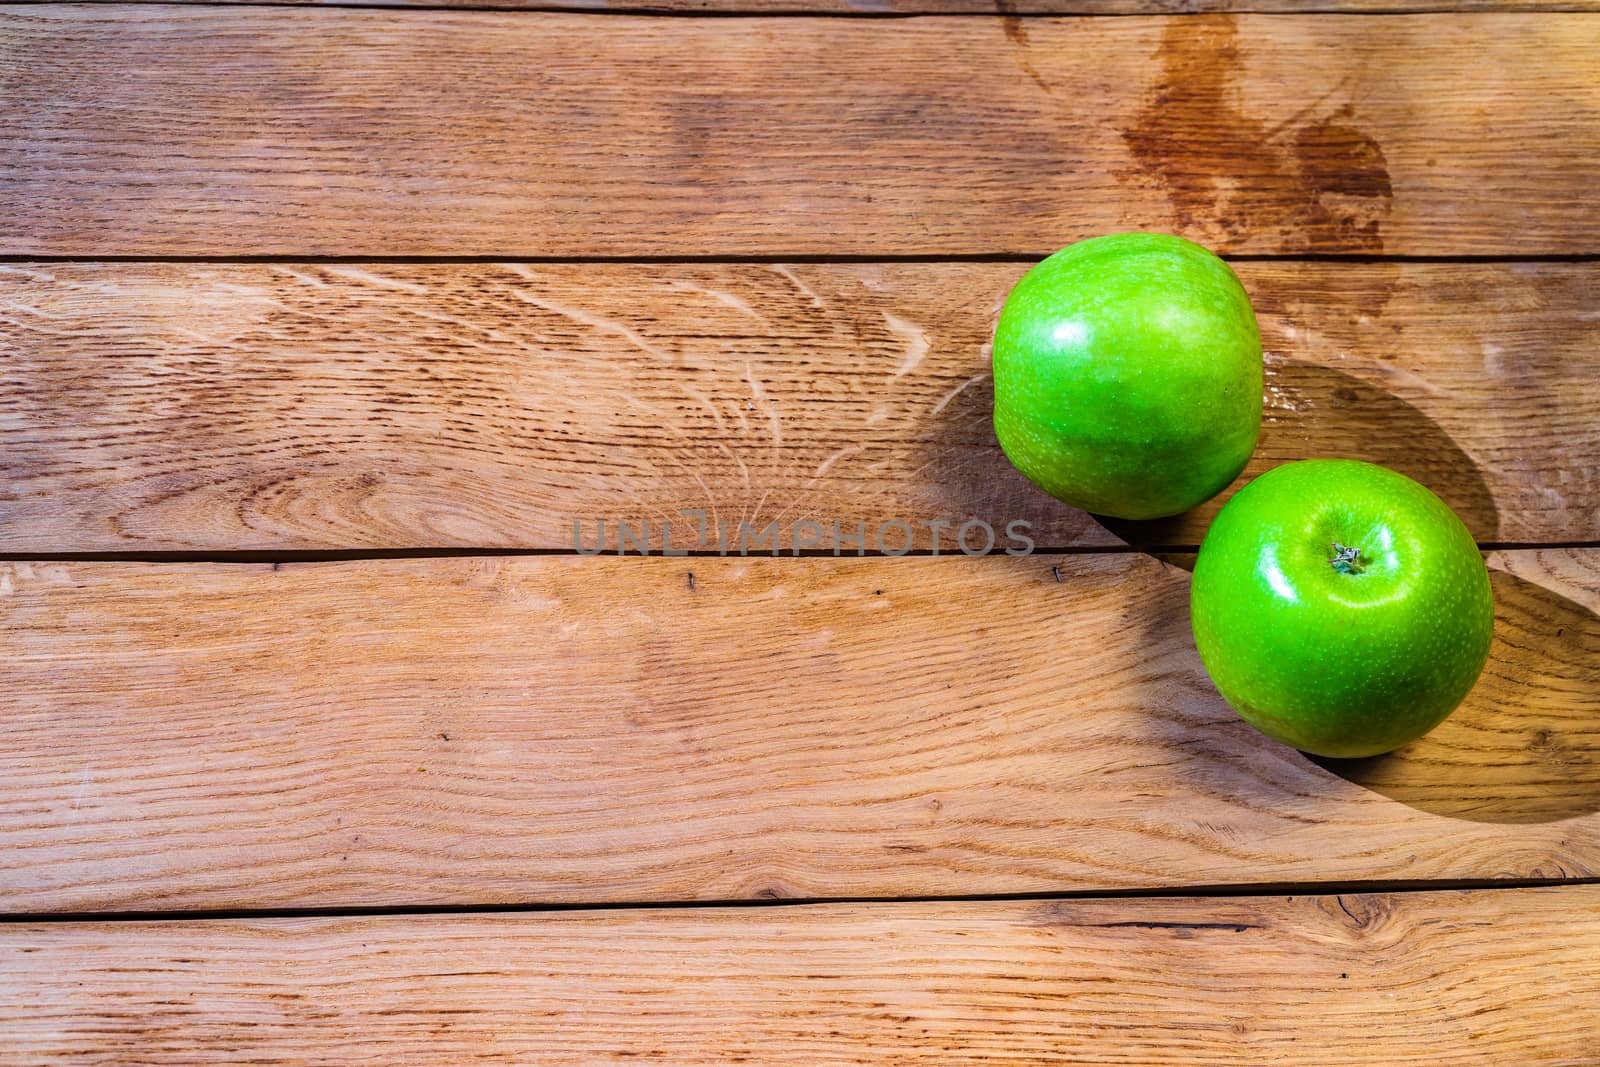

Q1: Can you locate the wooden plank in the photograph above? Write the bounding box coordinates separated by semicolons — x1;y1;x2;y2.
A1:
2;261;1593;552
3;548;1596;913
3;10;1597;256
6;888;1600;1063
100;0;1600;12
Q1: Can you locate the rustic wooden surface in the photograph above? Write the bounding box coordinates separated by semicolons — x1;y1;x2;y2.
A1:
3;261;1594;552
4;548;1595;913
145;0;1600;12
3;10;1598;257
7;888;1600;1065
4;0;1597;1060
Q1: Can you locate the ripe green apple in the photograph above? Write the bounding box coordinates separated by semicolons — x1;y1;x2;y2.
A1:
1191;459;1495;759
991;233;1262;520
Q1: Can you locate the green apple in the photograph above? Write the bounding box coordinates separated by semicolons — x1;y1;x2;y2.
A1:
1191;459;1494;758
992;233;1262;520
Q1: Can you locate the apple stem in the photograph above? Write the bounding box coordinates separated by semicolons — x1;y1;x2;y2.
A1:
1330;543;1365;575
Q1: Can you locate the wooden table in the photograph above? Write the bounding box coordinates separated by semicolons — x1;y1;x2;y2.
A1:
3;1;1598;1062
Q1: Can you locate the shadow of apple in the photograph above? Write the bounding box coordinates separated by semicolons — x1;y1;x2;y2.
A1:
1124;557;1600;828
1095;360;1501;550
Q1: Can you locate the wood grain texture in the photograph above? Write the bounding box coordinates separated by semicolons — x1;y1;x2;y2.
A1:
6;888;1600;1064
2;261;1593;552
3;10;1597;256
2;548;1596;912
112;0;1600;12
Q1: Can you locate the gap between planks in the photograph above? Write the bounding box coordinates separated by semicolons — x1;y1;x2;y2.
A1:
6;875;1600;926
0;541;1597;564
7;2;1598;16
4;254;1600;265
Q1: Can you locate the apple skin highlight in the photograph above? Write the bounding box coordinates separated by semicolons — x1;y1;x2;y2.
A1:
992;232;1262;520
1191;459;1495;759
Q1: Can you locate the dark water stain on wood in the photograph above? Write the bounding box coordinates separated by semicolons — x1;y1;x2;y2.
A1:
1122;15;1393;253
995;0;1051;98
1292;107;1393;249
1295;110;1393;201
